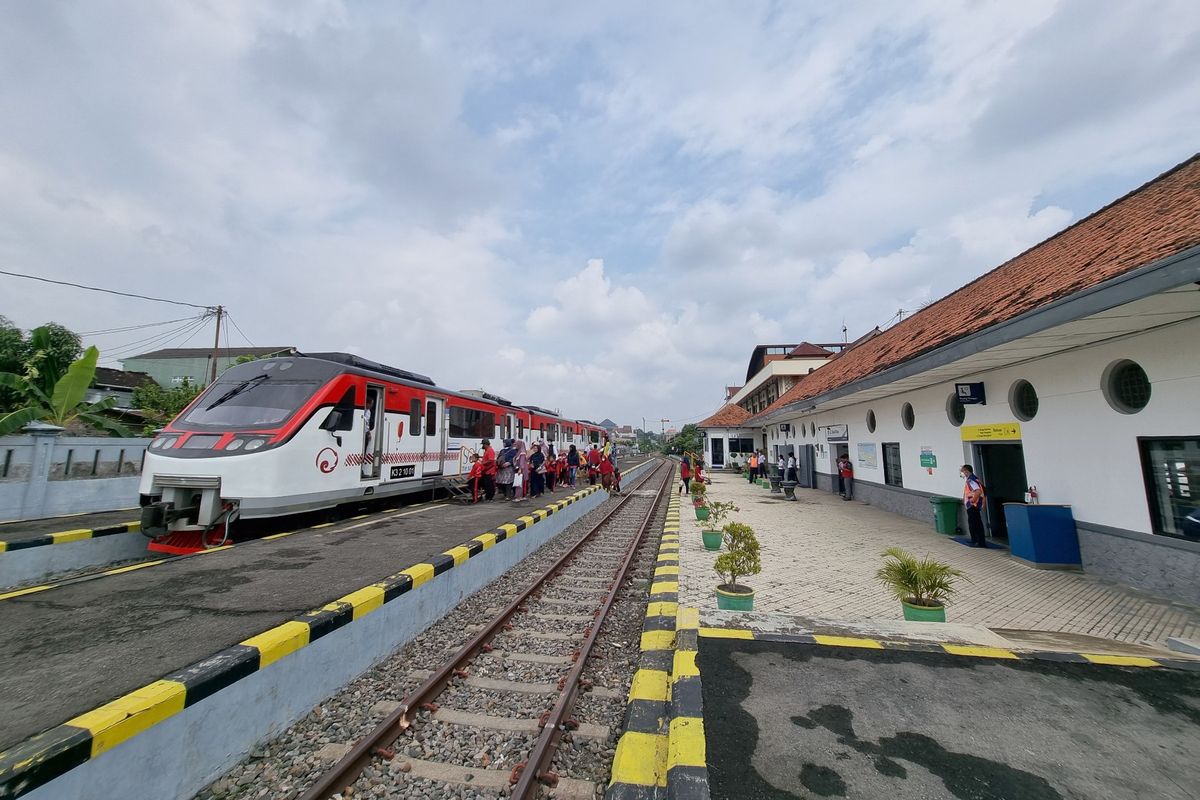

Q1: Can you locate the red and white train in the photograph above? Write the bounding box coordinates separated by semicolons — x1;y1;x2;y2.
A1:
138;352;608;552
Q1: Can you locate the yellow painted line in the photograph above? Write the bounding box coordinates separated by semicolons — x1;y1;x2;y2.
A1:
0;541;6;552
650;580;679;595
444;545;472;566
50;529;93;544
261;530;297;540
646;601;677;618
0;584;52;601
673;648;698;678
338;585;385;619
942;644;1018;660
532;509;548;521
242;621;311;667
609;731;668;787
658;544;679;552
68;679;187;757
677;607;700;631
472;532;498;550
653;565;679;577
518;515;537;527
312;522;335;528
498;523;519;538
1082;653;1160;668
350;514;369;520
699;627;754;640
401;562;436;588
667;716;707;769
627;669;670;702
813;635;884;649
102;560;167;576
192;544;233;555
640;629;675;651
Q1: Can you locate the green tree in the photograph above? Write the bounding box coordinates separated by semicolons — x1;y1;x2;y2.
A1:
665;423;702;456
0;346;130;436
133;378;202;434
713;522;762;589
0;321;84;411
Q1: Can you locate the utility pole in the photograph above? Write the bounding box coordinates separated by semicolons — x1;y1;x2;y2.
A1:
660;418;670;439
209;305;224;385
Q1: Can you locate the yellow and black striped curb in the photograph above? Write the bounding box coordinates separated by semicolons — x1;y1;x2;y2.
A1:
607;478;680;800
0;485;604;800
0;520;140;553
695;627;1200;672
667;607;710;800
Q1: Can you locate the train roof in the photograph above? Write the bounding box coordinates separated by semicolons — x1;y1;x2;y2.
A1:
303;352;435;386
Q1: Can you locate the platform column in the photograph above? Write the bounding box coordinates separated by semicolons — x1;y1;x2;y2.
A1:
19;421;63;520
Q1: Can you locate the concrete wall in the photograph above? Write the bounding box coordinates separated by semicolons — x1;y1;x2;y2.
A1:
0;432;147;521
768;317;1200;605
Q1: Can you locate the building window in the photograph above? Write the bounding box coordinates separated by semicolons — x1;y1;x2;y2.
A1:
1139;437;1199;539
866;410;877;433
729;437;754;454
1010;380;1038;421
809;422;816;437
883;443;903;487
1103;359;1151;414
946;394;965;427
901;403;915;431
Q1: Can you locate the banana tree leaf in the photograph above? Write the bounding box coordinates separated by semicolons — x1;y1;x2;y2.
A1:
0;406;43;436
0;372;24;389
85;396;118;413
49;346;99;425
77;411;132;438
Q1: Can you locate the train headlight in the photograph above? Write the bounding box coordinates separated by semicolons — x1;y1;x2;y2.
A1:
225;438;245;451
150;438;164;449
160;437;178;449
244;438;267;451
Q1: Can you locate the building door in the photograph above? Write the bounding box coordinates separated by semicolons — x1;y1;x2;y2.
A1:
834;443;850;495
424;397;446;476
974;443;1028;538
711;437;724;467
798;445;816;488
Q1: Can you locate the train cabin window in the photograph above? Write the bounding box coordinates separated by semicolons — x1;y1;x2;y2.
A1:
426;401;437;436
449;407;497;439
410;399;422;436
518;418;526;439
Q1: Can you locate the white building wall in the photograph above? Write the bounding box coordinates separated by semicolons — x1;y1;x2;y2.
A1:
775;317;1200;534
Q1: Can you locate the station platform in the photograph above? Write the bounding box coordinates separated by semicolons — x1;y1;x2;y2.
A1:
0;467;644;754
0;509;138;548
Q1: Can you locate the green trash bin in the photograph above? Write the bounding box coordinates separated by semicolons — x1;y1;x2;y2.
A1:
929;496;960;535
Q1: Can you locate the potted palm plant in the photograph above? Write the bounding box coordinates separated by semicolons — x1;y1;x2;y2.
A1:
713;522;761;611
875;547;964;622
701;501;737;550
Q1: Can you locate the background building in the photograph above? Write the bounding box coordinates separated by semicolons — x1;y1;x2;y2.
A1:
121;346;296;388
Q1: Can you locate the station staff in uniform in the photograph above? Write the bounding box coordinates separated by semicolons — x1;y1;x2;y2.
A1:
961;464;987;548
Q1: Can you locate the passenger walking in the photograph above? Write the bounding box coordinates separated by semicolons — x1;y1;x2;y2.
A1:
786;453;798;483
747;452;758;482
587;445;602;485
758;450;769;479
961;465;988;547
545;446;558;492
513;440;529;502
529;443;546;498
556;450;569;490
837;454;854;501
680;459;692;494
599;455;615;493
496;439;516;500
566;445;580;487
480;439;497;501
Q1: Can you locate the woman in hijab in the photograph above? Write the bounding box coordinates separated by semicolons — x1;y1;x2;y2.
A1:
567;444;580;487
529;443;546;498
513;440;529;503
496;439;516;500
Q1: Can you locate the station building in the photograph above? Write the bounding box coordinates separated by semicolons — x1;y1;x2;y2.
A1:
703;156;1200;607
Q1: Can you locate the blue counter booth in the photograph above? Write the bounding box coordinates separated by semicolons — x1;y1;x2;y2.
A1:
1004;503;1082;569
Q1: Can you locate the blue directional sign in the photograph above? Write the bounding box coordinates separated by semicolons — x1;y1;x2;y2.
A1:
955;382;986;405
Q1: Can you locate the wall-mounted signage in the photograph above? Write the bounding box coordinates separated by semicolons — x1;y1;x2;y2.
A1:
857;442;878;469
919;446;937;468
825;424;848;442
960;422;1021;441
955;382;987;405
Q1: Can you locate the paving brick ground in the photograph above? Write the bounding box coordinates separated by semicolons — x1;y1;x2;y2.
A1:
677;472;1200;647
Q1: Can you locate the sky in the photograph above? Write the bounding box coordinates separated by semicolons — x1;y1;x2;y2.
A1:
1;1;1198;428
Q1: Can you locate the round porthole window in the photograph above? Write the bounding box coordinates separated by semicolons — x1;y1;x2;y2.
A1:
810;422;816;437
946;394;965;427
866;410;877;433
901;402;915;431
1103;359;1151;414
1009;380;1039;421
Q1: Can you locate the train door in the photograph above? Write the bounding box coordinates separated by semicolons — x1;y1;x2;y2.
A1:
361;384;384;480
424;397;445;476
506;413;515;441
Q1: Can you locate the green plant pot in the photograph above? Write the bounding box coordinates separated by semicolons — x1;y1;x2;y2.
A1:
701;529;723;550
715;585;755;611
695;506;710;521
901;600;946;622
759;480;769;488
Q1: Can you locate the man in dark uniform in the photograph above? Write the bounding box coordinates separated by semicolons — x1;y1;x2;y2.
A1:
961;464;987;547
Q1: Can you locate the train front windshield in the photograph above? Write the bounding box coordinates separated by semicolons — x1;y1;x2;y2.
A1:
179;377;320;429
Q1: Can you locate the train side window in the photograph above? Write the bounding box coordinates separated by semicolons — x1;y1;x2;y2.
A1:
518;419;526;439
321;388;356;432
426;401;438;436
410;398;422;436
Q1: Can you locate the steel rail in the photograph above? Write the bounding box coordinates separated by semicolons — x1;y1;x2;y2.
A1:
300;457;670;800
511;453;670;796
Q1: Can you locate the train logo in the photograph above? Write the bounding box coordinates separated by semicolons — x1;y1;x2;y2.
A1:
316;447;339;474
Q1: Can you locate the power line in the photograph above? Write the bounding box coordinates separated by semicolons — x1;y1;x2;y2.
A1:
0;269;213;310
225;313;255;347
78;316;198;336
102;314;211;359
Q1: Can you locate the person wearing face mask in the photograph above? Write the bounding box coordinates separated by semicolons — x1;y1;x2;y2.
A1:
961;464;987;548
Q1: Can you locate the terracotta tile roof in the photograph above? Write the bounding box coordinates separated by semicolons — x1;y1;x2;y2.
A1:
698;403;753;428
787;342;834;358
757;155;1200;421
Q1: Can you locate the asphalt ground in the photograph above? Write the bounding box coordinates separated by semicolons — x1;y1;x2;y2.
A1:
699;637;1200;800
0;508;138;543
0;464;644;752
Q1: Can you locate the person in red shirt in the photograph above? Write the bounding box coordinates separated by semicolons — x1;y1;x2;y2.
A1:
680;459;692;495
837;454;854;501
599;456;615;492
586;445;602;485
480;438;497;501
466;454;483;503
545;446;558;492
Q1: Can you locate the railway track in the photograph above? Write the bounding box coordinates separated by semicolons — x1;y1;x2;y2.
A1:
277;458;671;800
